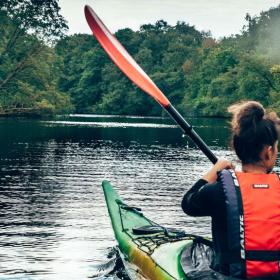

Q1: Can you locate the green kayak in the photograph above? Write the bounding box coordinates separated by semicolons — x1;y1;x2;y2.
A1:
102;180;228;280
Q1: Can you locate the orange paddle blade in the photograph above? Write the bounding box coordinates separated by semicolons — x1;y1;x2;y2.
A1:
84;5;170;107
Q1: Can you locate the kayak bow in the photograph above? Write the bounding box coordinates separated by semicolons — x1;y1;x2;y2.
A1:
102;180;191;279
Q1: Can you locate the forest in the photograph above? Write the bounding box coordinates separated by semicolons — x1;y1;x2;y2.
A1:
1;0;280;117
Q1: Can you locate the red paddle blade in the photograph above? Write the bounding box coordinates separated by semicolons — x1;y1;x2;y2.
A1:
84;5;170;107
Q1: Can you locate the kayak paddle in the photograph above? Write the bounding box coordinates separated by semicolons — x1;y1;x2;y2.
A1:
84;5;217;164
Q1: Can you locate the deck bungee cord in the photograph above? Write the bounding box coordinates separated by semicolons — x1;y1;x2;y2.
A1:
117;198;212;255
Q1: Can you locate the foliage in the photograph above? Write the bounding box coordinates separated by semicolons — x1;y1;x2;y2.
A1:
1;2;280;117
0;0;71;116
56;5;280;117
1;0;68;42
56;20;206;115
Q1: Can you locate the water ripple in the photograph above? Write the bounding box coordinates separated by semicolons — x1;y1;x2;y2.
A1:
0;116;252;279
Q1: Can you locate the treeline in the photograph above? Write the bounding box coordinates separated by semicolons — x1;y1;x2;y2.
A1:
1;1;280;117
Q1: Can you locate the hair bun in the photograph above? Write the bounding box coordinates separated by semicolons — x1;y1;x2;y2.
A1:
228;101;265;133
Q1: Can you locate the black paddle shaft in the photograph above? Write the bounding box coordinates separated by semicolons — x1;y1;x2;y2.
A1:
166;104;218;164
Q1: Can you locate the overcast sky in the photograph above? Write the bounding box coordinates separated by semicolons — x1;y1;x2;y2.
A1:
59;0;280;38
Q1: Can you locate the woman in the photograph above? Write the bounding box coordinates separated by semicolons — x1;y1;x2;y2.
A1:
182;101;280;279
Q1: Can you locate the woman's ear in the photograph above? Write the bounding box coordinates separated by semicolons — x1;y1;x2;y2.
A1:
262;145;272;161
265;144;278;163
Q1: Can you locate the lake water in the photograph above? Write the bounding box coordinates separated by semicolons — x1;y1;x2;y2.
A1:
0;114;275;279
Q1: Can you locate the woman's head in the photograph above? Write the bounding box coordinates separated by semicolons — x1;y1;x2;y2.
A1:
228;101;279;170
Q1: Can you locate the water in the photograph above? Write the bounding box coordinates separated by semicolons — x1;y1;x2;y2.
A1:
0;115;237;279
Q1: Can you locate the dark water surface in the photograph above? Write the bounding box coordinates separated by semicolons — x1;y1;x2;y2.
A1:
0;115;265;279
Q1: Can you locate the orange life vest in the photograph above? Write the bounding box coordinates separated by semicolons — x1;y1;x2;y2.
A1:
219;169;280;279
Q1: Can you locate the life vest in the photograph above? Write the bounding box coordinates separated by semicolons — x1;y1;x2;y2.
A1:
219;169;280;279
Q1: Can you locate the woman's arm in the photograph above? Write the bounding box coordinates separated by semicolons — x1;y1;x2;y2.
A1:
202;159;234;183
181;180;221;216
182;159;234;216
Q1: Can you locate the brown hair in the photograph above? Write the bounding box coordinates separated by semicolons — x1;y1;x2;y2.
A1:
228;101;279;164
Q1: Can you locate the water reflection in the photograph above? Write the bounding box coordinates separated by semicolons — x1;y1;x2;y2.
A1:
0;115;246;279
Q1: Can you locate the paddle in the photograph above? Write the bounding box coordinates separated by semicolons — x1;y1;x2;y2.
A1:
84;5;217;164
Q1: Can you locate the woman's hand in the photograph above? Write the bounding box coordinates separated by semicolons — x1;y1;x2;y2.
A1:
202;159;234;184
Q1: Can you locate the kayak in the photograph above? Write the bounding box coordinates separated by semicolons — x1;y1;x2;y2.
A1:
102;180;231;280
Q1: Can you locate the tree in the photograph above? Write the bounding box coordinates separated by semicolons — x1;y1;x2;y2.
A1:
0;0;71;115
1;0;68;42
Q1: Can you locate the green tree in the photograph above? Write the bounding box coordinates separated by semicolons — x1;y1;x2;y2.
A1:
0;0;71;115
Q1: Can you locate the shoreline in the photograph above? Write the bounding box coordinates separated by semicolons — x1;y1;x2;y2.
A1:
0;112;229;120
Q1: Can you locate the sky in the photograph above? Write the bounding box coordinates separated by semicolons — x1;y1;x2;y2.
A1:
59;0;280;38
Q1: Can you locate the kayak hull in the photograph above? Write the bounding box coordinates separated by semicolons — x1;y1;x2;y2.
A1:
102;180;192;280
